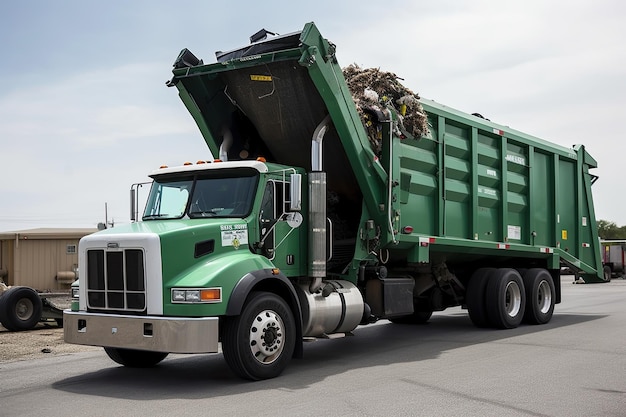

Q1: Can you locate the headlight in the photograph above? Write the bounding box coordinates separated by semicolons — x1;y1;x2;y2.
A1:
185;290;201;302
171;288;221;303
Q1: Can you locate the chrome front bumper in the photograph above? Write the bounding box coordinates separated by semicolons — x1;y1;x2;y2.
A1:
63;310;219;354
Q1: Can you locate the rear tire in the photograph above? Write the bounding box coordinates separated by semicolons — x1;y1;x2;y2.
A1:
104;347;169;367
0;286;43;331
222;292;296;380
522;269;555;324
466;268;495;328
603;265;612;282
485;268;525;329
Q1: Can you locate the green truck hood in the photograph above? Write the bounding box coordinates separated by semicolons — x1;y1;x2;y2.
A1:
94;219;255;279
94;219;213;235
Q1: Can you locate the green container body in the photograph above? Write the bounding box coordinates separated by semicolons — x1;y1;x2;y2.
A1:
169;22;603;282
396;100;602;281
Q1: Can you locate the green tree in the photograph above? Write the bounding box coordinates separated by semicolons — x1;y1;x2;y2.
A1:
597;220;626;239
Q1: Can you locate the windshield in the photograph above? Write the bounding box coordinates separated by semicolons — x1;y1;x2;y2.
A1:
143;179;191;219
143;170;259;220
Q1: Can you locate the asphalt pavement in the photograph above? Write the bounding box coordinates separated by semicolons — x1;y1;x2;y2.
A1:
1;275;625;417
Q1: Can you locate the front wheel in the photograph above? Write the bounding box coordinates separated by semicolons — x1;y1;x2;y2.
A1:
222;292;296;380
104;347;169;367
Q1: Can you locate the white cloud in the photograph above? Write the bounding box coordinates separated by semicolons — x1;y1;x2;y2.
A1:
327;2;626;225
0;62;210;231
0;63;197;147
1;1;625;230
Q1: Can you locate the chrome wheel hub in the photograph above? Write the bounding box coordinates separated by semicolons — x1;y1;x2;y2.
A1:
249;309;285;364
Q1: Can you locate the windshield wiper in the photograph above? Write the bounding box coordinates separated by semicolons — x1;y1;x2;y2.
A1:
189;209;220;218
143;214;173;220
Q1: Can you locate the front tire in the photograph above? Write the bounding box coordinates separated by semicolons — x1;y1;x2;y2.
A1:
222;292;296;380
0;286;43;331
104;347;168;367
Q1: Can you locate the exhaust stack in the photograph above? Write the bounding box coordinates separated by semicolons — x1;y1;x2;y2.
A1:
309;115;331;292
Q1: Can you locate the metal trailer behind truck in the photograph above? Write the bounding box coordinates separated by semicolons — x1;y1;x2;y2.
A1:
64;22;605;380
0;282;75;331
601;240;626;278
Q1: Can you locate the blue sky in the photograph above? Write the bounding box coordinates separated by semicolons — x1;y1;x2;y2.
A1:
1;0;625;231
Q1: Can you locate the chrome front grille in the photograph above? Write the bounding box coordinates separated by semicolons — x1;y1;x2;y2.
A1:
86;248;146;312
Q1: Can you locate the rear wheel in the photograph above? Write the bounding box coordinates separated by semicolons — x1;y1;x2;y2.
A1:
0;286;43;331
603;265;612;282
466;268;495;328
222;292;296;380
485;268;525;329
522;269;555;324
104;347;169;367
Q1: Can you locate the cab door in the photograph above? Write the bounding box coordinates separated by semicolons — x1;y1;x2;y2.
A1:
259;181;277;259
258;180;303;273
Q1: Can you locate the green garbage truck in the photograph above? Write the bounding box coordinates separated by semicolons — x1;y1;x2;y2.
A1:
64;22;605;380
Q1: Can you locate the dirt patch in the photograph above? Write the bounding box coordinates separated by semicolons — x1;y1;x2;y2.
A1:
0;322;99;363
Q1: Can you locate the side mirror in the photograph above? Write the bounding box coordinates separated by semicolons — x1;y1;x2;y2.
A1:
130;188;136;221
289;174;302;211
130;181;152;222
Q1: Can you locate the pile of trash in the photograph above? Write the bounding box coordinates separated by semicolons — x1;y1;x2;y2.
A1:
342;65;429;154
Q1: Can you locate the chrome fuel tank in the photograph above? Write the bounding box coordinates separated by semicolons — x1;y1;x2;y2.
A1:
296;280;364;337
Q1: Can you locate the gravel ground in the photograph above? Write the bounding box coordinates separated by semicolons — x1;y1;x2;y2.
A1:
0;322;99;363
